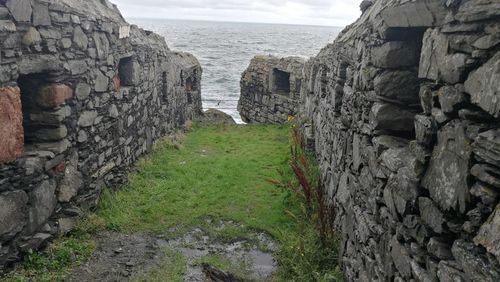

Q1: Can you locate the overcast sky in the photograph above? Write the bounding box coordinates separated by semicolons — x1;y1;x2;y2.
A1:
111;0;362;26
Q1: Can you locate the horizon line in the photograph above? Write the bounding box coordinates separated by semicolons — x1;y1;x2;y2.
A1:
124;16;346;29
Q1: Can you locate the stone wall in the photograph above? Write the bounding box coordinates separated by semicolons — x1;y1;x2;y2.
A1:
0;0;202;269
239;0;500;280
301;0;500;281
238;55;305;123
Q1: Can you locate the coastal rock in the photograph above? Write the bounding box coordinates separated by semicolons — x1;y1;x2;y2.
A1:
199;109;236;125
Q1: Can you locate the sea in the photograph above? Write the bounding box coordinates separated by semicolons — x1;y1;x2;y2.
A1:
129;19;343;123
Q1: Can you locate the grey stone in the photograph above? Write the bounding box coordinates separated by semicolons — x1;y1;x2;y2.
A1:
19;55;62;74
359;0;373;13
465;52;500;118
373;70;420;104
414;115;437;146
431;107;450;125
30;106;71;124
437;261;468;282
0;191;28;241
22;27;41;46
386;168;420;216
77;130;88;143
19;233;52;252
455;0;500;22
472;129;500;167
67;60;88;75
0;20;16;33
390;237;412;278
6;0;32;22
33;126;68;141
473;34;500;50
471;182;499;207
438;85;468;114
371;42;420;69
471;164;500;189
32;2;51;26
58;165;83;203
78;111;98;127
58;218;77;235
419;29;469;84
75;83;91;100
60;38;72;49
419;197;445;234
370;102;416;133
95;71;109;92
73;26;88;50
452;240;500;282
28;180;57;233
475;203;500;262
372;135;409;155
419;84;434;115
93;32;110;59
422;120;471;213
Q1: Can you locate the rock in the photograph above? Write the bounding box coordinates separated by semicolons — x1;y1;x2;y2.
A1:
78;111;98;127
359;0;373;13
422;120;471;213
471;164;500;189
437;85;468;114
427;237;452;260
410;260;434;282
58;218;77;235
472;129;500;167
419;198;445;234
28;180;57;233
108;104;119;118
371;42;420;69
22;27;41;46
19;55;62;75
33;126;68;141
437;261;468;282
414;115;437;146
465;52;500;118
60;38;72;49
93;32;109;60
75;83;91;100
390;237;412;278
67;60;87;75
19;233;52;252
471;182;499;207
94;71;109;92
431;107;450;124
419;84;435;115
199;109;236;125
452;240;500;282
0;87;24;165
455;0;500;22
372;135;409;155
370;102;416;133
77;130;88;143
386;168;420;216
6;0;32;22
32;2;51;26
419;28;469;84
473;34;500;50
58;164;83;203
36;84;73;109
474;203;500;262
73;26;88;49
0;20;16;33
373;70;420;104
30;106;71;124
0;191;28;241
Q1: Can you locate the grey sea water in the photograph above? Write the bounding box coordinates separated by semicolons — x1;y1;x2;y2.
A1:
129;19;343;123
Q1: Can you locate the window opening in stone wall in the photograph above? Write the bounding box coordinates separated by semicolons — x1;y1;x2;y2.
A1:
118;57;137;86
272;69;291;95
18;73;71;148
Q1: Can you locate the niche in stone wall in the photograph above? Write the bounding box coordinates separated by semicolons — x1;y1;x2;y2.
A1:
118;56;139;86
272;68;291;95
18;73;72;148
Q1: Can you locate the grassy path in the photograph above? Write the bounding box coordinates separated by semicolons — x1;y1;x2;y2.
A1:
5;124;342;281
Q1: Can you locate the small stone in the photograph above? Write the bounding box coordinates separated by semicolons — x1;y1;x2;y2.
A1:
58;165;83;203
95;71;109;92
6;0;32;22
32;2;51;26
471;164;500;188
414;115;437;146
452;239;500;282
108;104;119;118
60;38;72;49
75;83;91;100
427;237;452;260
33;126;68;141
28;180;57;233
419;198;446;234
77;130;88;143
437;85;468;114
58;218;77;235
471;182;499;207
78;111;98;127
73;26;88;50
0;191;29;241
472;129;500;167
22;27;41;46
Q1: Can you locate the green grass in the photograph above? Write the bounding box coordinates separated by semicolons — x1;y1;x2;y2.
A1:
99;124;295;237
130;248;187;282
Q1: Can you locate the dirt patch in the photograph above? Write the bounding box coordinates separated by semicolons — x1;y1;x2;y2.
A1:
64;221;277;281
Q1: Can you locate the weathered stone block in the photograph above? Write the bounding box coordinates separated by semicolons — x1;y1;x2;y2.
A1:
465;52;500;118
370;102;416;133
0;191;28;241
28;180;57;233
437;85;468;114
373;70;420;104
452;239;500;282
422;120;471;213
58;164;83;203
471;164;500;189
0;87;24;165
415;115;437;146
22;27;41;46
36;84;73;109
32;2;51;26
73;26;88;49
78;111;98;127
475;203;500;262
419;197;445;234
472;129;500;168
6;0;32;22
371;42;420;69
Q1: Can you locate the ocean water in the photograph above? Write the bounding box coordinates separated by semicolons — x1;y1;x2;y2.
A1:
129;19;343;123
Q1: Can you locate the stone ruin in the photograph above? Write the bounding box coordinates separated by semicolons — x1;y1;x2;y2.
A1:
239;0;500;281
238;55;305;123
0;0;202;269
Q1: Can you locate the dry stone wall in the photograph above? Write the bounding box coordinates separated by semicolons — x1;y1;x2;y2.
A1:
238;55;305;123
239;0;500;281
301;0;500;281
0;0;202;270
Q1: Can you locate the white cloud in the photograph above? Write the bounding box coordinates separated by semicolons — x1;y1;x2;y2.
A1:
111;0;362;26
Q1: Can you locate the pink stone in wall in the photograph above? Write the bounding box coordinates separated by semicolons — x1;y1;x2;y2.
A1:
36;84;73;109
0;87;24;165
